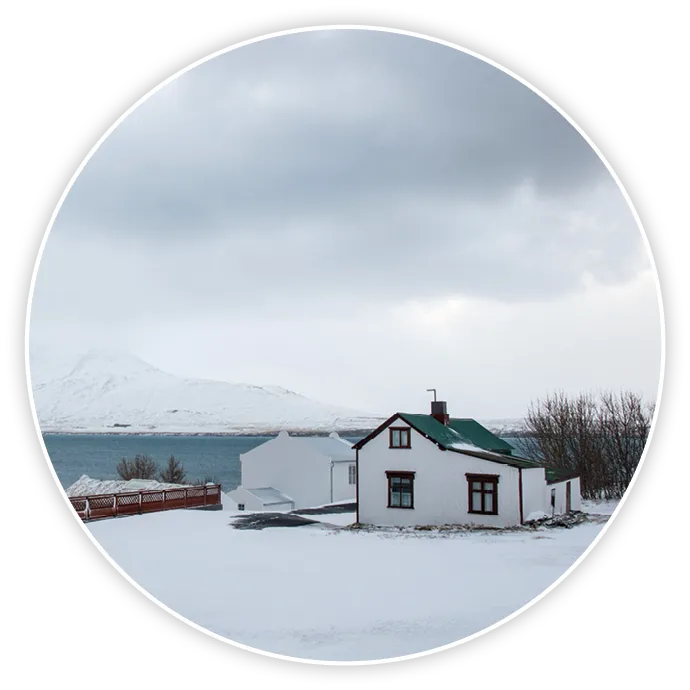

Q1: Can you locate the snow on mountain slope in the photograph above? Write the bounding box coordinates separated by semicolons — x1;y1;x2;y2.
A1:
31;350;383;434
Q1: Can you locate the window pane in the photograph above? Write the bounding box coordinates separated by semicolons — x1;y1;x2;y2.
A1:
391;429;401;446
391;477;401;487
483;482;494;492
402;430;409;446
472;492;482;511
472;481;482;492
485;493;494;513
401;491;412;507
390;491;401;507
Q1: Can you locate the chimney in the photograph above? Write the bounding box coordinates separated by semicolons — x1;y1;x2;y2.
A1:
431;400;449;425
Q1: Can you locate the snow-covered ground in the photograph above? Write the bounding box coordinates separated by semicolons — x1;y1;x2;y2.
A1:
291;511;356;526
65;474;192;497
581;499;620;516
88;505;606;662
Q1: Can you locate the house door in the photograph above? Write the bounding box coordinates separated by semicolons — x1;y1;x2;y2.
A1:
565;482;572;513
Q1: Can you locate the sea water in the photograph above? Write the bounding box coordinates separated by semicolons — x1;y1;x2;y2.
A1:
42;433;363;491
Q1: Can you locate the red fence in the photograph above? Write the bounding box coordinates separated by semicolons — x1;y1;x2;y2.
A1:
69;484;222;521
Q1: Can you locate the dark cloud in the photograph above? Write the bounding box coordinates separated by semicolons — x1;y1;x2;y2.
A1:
57;29;612;249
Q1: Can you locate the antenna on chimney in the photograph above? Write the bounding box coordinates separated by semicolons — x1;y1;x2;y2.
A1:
426;388;437;402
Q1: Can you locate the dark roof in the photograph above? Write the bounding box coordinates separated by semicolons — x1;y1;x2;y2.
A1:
398;414;519;457
545;467;580;485
353;412;543;470
447;418;515;454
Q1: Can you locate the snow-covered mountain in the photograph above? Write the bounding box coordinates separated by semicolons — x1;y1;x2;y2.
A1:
478;417;528;435
30;350;384;434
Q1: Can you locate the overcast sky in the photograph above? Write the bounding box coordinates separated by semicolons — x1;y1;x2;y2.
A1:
29;28;661;418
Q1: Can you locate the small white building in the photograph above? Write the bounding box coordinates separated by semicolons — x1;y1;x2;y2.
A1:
227;430;357;510
354;401;580;528
228;487;295;512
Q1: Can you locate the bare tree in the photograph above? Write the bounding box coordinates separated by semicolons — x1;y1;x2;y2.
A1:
159;455;186;484
524;390;654;500
116;454;159;480
597;391;654;499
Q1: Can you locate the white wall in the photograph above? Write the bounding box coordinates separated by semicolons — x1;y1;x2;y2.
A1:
521;467;547;519
547;477;581;515
357;422;523;527
331;461;356;503
240;432;349;509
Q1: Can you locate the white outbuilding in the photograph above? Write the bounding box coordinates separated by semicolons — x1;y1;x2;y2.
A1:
353;401;580;528
227;486;296;512
227;430;357;510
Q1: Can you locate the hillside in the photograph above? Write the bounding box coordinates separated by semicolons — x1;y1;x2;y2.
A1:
30;350;384;434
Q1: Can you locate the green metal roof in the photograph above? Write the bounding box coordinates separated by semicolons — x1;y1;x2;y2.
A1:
397;413;474;448
447;418;516;455
396;413;539;470
352;412;579;477
544;467;580;484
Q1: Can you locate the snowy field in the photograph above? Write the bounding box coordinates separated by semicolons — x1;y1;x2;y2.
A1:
89;505;607;662
581;499;620;516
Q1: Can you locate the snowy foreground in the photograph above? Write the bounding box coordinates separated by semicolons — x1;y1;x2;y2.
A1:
89;503;610;662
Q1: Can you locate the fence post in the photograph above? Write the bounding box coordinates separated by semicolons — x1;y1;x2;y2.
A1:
85;497;90;521
113;494;117;517
138;491;142;514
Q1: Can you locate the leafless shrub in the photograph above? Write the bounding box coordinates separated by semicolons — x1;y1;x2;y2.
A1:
116;454;159;480
159;455;186;484
524;390;654;499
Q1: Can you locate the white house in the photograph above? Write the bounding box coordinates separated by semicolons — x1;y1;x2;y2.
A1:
227;430;357;510
353;401;581;528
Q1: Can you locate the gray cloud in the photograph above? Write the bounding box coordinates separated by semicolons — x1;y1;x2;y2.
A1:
30;29;660;415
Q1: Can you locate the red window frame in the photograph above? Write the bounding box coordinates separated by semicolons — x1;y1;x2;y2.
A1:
466;473;499;515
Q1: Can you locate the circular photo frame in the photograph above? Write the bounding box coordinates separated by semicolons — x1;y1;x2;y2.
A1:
9;3;688;688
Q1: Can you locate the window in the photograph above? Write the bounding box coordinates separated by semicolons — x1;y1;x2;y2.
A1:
387;471;415;509
466;474;498;515
389;427;411;448
237;503;245;511
348;464;357;485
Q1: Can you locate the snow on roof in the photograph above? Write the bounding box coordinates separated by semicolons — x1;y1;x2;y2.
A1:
245;487;295;505
448;440;485;452
65;475;190;497
299;435;354;462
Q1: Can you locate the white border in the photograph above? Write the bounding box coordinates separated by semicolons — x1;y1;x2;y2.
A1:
5;2;687;687
24;25;666;666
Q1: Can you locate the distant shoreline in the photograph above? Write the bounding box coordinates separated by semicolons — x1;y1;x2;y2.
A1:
40;428;378;438
40;426;531;438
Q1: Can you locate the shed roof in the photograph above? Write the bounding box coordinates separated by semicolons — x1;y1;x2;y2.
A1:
245;487;295;505
544;468;580;485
